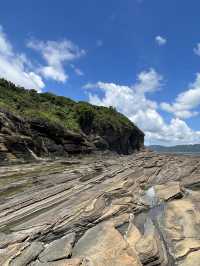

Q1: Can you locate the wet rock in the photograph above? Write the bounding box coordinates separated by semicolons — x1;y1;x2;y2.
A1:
39;233;75;262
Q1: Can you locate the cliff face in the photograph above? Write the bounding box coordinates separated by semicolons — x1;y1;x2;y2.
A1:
0;79;144;163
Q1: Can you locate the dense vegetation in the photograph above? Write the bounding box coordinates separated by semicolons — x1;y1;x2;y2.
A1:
0;78;137;135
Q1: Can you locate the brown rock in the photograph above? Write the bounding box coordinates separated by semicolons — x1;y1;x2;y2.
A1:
154;181;183;201
125;214;142;250
136;234;166;265
73;221;141;266
163;199;200;262
178;250;200;266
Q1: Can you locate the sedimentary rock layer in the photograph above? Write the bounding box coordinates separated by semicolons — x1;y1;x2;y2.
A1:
0;150;200;265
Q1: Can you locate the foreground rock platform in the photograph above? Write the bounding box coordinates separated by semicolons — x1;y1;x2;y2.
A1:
0;150;200;265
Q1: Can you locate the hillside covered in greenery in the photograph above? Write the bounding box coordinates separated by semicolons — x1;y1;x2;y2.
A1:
0;79;144;162
0;79;139;134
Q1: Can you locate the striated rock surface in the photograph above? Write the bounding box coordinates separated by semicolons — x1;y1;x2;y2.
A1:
9;242;44;266
0;150;200;265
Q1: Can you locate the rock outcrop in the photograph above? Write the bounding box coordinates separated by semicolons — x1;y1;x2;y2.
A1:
0;110;94;163
0;79;144;163
0;150;200;265
0;109;144;164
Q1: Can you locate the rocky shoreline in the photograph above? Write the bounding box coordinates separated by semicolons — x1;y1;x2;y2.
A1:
0;150;200;265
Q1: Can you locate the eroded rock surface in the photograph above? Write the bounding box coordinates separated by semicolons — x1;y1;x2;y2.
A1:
39;233;75;262
73;221;141;266
0;150;200;265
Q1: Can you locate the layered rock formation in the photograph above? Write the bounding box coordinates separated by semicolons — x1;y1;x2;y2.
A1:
0;79;144;163
0;150;200;265
0;110;93;162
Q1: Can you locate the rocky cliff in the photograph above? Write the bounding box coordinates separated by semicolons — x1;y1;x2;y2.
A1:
0;79;144;163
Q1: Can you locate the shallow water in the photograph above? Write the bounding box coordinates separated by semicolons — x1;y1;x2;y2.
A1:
134;186;175;265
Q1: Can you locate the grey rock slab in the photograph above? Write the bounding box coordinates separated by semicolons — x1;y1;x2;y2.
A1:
0;231;28;248
0;242;27;265
9;241;44;266
39;233;75;262
30;258;83;266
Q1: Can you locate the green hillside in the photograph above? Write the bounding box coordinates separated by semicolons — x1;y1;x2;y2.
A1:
0;78;137;135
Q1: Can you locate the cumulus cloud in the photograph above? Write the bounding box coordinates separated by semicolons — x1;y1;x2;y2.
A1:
27;39;86;82
84;69;200;145
155;36;167;46
0;26;44;92
84;69;162;115
146;118;200;145
161;73;200;118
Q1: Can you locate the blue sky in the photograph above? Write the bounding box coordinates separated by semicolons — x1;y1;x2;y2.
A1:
1;0;200;145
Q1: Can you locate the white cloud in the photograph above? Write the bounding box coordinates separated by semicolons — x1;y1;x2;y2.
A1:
74;68;84;76
155;35;167;46
194;43;200;56
84;69;200;145
0;26;44;92
146;118;200;146
70;64;84;76
40;66;68;82
161;73;200;118
27;39;85;82
135;68;162;93
84;69;162;115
